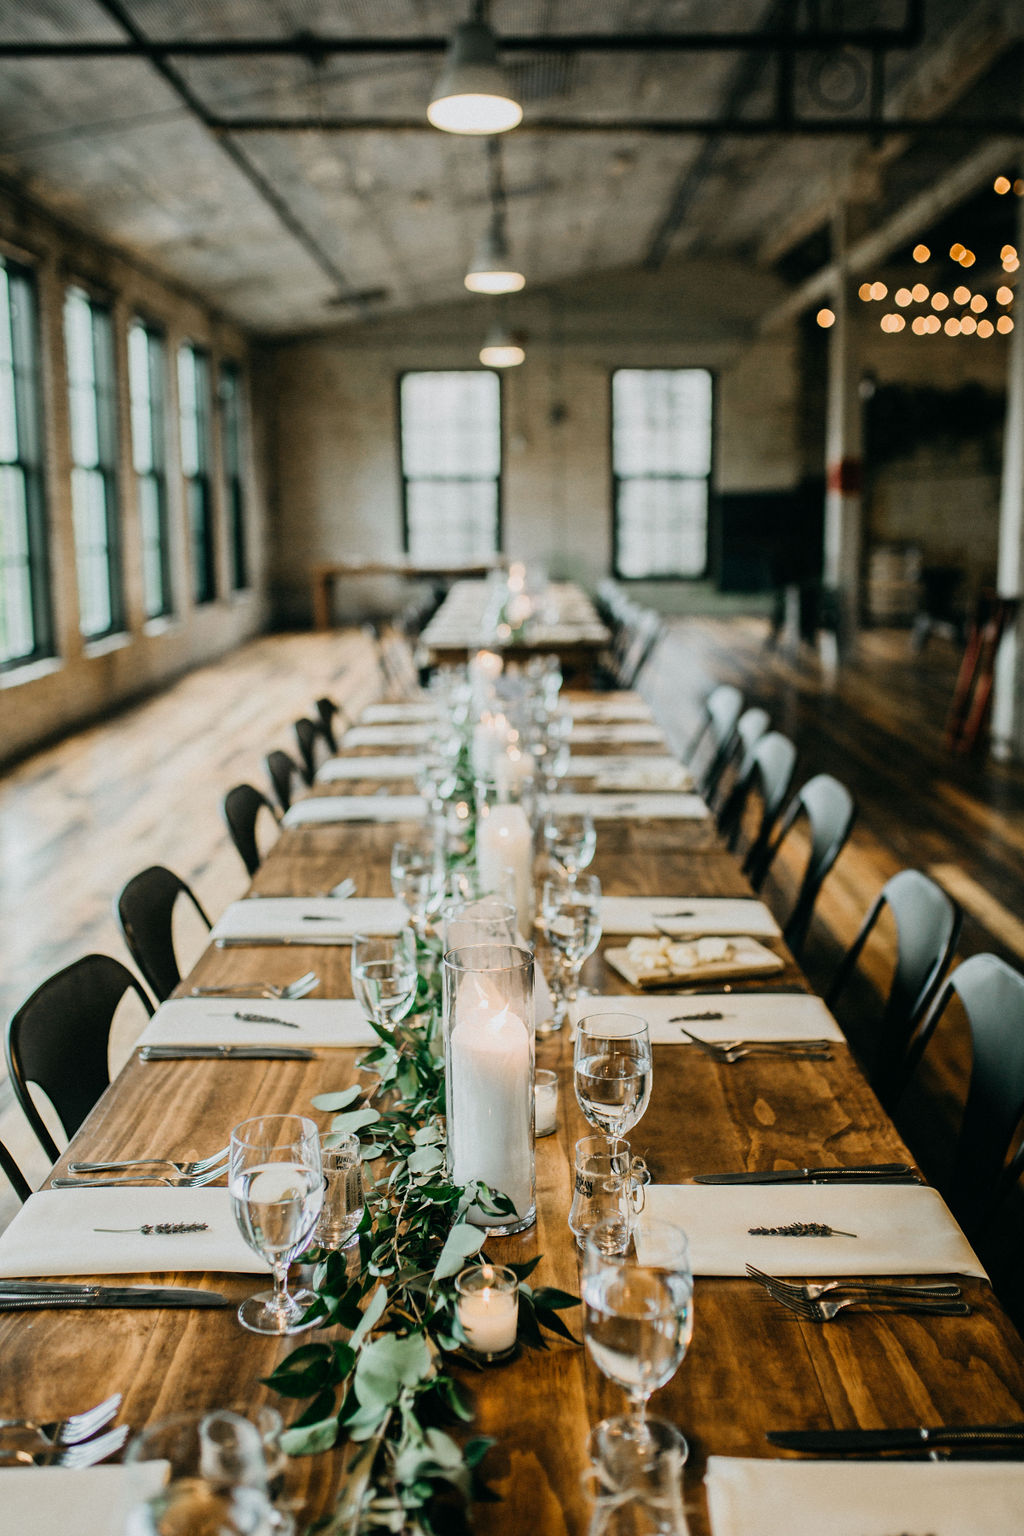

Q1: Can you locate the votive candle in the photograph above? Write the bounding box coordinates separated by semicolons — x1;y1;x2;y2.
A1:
456;1264;519;1360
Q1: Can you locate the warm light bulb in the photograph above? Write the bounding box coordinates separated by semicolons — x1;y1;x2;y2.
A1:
894;287;912;307
953;285;971;304
880;314;895;332
977;319;995;337
816;308;836;328
944;318;961;336
1001;245;1017;261
1005;258;1021;273
911;316;927;335
997;285;1014;304
858;282;873;301
429;93;522;132
912;243;930;262
959;250;976;267
950;243;965;261
465;268;526;294
970;294;987;313
480;340;525;366
893;314;906;331
427;20;523;135
998;315;1014;333
931;292;949;311
960;315;978;334
870;281;888;300
912;283;929;302
995;176;1012;194
927;315;941;333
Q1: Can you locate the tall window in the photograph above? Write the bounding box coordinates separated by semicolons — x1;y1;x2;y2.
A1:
128;319;172;620
65;286;122;638
611;368;713;579
400;371;501;560
0;256;50;669
219;361;248;591
178;343;215;604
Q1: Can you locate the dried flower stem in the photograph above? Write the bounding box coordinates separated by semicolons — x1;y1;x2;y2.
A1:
748;1221;858;1238
94;1222;209;1235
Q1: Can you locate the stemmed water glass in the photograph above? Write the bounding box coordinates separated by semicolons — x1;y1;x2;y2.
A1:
583;1217;694;1472
229;1114;323;1336
390;835;439;931
573;1012;652;1144
543;806;597;875
351;929;418;1031
542;872;602;1026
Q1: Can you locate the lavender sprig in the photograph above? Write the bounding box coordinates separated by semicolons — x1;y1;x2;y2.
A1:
94;1222;209;1235
748;1221;858;1238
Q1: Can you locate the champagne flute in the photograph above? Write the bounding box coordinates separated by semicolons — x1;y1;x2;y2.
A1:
351;929;418;1031
583;1217;694;1469
542;872;602;1026
543;806;597;875
574;1012;652;1144
230;1114;323;1336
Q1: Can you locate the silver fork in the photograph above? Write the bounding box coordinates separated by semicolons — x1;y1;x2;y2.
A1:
69;1147;229;1176
759;1282;972;1322
51;1161;227;1189
678;1027;833;1062
0;1392;122;1446
0;1424;130;1467
745;1264;963;1302
190;969;318;1000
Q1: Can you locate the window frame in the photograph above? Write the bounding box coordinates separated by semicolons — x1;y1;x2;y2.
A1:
397;369;504;560
177;341;216;605
609;366;716;583
128;315;173;621
218;359;249;593
0;252;52;671
64;282;124;641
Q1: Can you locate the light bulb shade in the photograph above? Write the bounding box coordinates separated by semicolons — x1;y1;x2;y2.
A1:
480;323;525;368
427;20;523;134
465;220;525;293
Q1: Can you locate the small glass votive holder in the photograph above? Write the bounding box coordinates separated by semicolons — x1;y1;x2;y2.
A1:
313;1132;364;1250
455;1263;519;1362
535;1068;559;1137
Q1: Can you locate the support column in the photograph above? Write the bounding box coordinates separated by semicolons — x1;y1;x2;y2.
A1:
992;185;1024;761
822;204;864;663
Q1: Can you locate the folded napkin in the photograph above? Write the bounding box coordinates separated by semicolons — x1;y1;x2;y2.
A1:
638;1184;986;1277
600;897;780;939
282;795;427;827
569;722;666;745
705;1456;1024;1536
567;699;653;722
568;754;691;788
138;997;377;1049
551;792;707;821
343;724;431;748
3;1463;168;1536
571;992;843;1043
606;936;784;988
360;701;435;724
0;1188;268;1277
317;754;426;783
210;897;407;945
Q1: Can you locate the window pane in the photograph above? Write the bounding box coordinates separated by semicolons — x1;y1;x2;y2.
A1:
616;479;708;578
0;259;50;666
220;363;248;590
612;368;713;580
406;480;499;562
65;288;121;637
0;464;34;661
400;371;501;558
128;323;154;474
179;344;214;603
130;321;171;618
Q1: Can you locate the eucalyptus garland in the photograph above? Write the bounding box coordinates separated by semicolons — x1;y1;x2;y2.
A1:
267;938;579;1536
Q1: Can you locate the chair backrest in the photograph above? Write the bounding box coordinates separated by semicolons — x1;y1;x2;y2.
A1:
222;783;280;878
691;684;745;797
723;730;797;868
905;954;1024;1235
115;866;212;1004
618;610;663;689
826;868;962;1105
5;954;153;1162
714;707;770;822
265;749;302;812
293;718;330;786
0;1138;31;1202
753;772;856;956
315;696;341;752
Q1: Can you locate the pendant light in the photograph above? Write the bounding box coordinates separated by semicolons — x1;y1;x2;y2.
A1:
465;141;525;292
427;4;522;135
480;321;525;368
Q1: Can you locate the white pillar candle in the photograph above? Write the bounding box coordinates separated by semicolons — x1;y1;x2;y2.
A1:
534;1070;558;1137
456;1265;519;1357
476;802;533;937
472;711;509;780
449;977;533;1226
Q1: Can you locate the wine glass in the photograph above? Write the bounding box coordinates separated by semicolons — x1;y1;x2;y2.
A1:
390;835;439;930
542;872;602;1027
543;806;597;875
583;1217;694;1471
574;1012;652;1144
229;1114;323;1336
351;929;418;1031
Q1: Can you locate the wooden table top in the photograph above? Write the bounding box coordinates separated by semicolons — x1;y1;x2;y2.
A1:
3;716;1023;1535
420;580;610;668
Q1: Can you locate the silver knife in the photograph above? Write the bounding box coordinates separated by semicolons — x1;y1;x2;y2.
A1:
768;1424;1024;1454
140;1044;314;1061
695;1164;919;1184
0;1285;230;1309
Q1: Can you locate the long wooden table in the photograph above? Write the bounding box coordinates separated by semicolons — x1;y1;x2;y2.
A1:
3;713;1024;1534
419;580;611;675
312;558;506;631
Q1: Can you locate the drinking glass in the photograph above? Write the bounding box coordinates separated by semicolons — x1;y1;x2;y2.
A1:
351;930;418;1031
574;1013;652;1144
124;1409;281;1536
313;1131;364;1250
569;1134;644;1252
441;895;516;952
542;872;602;1026
390;834;439;930
583;1218;694;1469
544;806;597;875
229;1114;323;1336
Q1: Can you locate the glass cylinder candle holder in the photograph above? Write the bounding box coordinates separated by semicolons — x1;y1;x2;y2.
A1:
534;1068;559;1137
443;943;536;1234
474;776;537;938
455;1263;519;1362
441;895;516;952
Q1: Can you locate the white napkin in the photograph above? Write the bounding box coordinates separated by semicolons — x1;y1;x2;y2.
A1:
551;792;707;821
317;755;426;783
0;1188;268;1277
360;701;435;724
343;724;431;748
210;897;407;945
600;897;780;939
570;992;843;1043
569;722;665;745
282;795;427;826
138;998;378;1049
705;1456;1024;1536
568;754;690;786
567;699;653;722
1;1464;168;1536
638;1184;986;1277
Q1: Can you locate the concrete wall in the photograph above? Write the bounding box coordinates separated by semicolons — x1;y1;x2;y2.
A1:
0;183;269;767
260;263;801;626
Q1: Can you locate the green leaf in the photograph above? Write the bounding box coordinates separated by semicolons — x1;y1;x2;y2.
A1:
331;1106;381;1135
310;1086;363;1111
280;1414;339;1456
431;1220;485;1283
530;1287;580;1311
407;1144;445;1176
349;1282;388;1349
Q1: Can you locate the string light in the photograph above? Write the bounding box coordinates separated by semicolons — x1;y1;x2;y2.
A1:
994;176;1012;194
894;287;912;307
858;282;873;301
912;243;930;262
970;294;988;313
960;315;978;335
1005;257;1020;273
944;317;961;336
997;285;1014;304
959;250;976;267
977;319;995;337
1001;245;1017;261
870;281;887;300
931;292;949;311
950;243;965;260
911;282;929;302
911;316;927;335
816;308;836;328
997;315;1014;334
926;315;941;334
953;285;971;304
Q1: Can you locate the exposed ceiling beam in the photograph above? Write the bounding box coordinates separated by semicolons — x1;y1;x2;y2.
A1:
210;114;1024;136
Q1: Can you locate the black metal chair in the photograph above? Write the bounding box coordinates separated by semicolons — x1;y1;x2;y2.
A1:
5;955;153;1162
222;783;280;878
265;749;302;813
750;772;856;957
712;706;770;821
826;869;962;1107
0;1139;32;1203
115;866;212;1004
900;953;1024;1237
719;730;797;874
315;696;343;752
293;717;331;786
687;684;745;799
